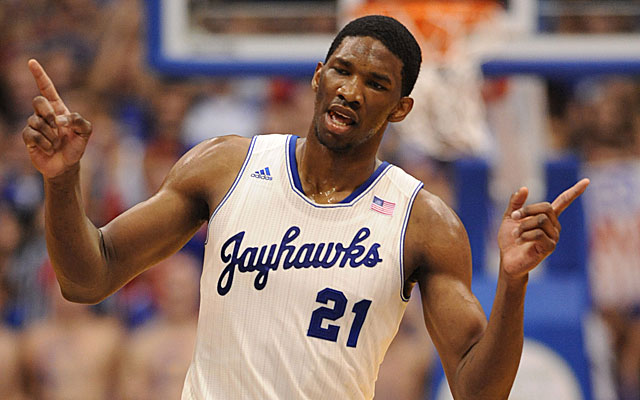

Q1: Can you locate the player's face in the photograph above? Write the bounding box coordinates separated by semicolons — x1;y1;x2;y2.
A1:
310;36;413;152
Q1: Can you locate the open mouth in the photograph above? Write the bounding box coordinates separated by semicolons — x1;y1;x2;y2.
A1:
328;110;355;126
324;110;356;135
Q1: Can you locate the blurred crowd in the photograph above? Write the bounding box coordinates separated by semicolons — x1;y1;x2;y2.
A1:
0;0;639;399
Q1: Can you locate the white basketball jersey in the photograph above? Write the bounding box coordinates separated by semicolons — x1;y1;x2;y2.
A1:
182;134;423;400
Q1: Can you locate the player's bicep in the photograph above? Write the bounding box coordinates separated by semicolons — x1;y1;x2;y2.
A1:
100;186;206;291
98;136;248;296
98;143;214;294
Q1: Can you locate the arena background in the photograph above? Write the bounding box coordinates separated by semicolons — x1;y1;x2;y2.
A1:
1;1;640;399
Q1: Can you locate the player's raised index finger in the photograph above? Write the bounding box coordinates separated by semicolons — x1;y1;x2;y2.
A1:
28;59;67;114
551;178;590;216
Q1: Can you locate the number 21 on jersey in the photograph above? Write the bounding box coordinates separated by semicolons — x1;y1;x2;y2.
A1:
307;287;372;348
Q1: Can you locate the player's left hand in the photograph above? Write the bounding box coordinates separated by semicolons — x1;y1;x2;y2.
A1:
498;178;590;279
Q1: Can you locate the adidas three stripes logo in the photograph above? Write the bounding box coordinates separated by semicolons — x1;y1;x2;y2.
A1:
251;167;273;181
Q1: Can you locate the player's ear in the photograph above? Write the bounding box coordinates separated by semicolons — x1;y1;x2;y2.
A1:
311;62;323;92
388;97;414;122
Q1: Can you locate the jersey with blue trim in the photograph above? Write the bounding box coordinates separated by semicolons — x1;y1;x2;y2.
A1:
182;134;424;400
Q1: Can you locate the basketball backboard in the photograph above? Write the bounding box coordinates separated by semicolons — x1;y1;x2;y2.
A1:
146;0;640;78
146;0;337;76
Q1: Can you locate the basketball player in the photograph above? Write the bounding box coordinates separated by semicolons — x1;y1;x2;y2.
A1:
22;15;589;400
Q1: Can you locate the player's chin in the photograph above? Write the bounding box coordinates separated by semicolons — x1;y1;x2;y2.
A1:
315;129;354;153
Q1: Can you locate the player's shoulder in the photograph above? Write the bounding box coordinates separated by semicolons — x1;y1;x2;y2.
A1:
411;188;463;233
404;187;472;276
189;134;253;165
166;135;252;187
185;133;292;176
156;135;255;213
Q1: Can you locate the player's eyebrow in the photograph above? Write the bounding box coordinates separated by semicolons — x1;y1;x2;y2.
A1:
334;57;392;85
335;57;352;68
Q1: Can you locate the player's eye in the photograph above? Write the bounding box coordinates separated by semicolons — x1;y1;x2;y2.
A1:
333;67;349;75
368;81;387;91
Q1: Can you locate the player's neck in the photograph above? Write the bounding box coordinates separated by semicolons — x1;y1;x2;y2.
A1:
296;135;380;204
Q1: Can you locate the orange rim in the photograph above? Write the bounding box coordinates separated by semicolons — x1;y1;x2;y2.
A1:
349;1;501;55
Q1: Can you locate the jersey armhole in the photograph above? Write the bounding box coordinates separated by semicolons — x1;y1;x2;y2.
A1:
204;136;258;245
399;182;424;302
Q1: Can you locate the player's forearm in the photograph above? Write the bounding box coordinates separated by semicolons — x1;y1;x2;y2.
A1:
44;164;108;303
454;269;528;399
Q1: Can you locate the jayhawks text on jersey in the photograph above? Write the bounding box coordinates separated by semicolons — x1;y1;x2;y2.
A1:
217;226;383;295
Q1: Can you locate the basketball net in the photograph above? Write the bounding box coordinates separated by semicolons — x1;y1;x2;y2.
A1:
347;1;503;161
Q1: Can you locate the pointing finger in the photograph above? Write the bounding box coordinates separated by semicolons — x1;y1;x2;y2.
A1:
28;59;68;115
551;178;590;216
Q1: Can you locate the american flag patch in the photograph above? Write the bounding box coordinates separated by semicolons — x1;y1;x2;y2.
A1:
371;196;395;215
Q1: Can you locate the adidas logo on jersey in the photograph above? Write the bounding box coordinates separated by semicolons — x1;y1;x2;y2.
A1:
251;167;272;181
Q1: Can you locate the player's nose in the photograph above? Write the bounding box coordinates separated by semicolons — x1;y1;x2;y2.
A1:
337;77;362;109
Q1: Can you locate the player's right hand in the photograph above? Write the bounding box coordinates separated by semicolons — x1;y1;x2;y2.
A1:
21;59;92;179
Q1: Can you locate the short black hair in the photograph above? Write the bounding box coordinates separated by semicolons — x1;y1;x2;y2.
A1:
325;15;422;97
